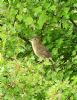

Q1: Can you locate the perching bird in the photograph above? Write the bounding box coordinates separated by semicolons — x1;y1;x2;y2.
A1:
29;36;50;58
29;36;55;70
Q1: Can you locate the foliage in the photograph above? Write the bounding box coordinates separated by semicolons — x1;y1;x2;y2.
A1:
0;0;77;99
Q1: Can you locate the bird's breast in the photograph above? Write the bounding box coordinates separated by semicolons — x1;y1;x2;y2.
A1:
31;43;39;56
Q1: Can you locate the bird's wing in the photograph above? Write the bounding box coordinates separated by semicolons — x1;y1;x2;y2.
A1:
38;45;51;58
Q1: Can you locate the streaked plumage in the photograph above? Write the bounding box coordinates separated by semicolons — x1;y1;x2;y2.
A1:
29;37;51;59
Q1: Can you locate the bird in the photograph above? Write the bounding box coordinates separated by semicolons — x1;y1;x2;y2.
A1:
29;36;55;70
29;36;50;58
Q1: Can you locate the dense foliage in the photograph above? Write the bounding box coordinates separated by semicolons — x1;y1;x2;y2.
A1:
0;0;77;99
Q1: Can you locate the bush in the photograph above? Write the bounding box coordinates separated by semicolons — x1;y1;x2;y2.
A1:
0;0;77;99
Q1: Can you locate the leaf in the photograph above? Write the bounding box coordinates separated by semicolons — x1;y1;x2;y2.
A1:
16;14;23;21
23;8;27;13
62;7;70;19
24;16;33;25
50;5;56;11
71;13;77;20
52;48;58;56
62;20;69;29
37;12;47;29
72;50;76;56
33;6;42;16
56;38;64;47
73;3;77;7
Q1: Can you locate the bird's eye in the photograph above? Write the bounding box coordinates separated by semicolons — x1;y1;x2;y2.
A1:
34;38;37;40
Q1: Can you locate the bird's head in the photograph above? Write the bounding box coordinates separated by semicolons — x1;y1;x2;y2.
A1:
29;36;40;44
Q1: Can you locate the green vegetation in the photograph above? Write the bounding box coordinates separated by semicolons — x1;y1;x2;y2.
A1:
0;0;77;99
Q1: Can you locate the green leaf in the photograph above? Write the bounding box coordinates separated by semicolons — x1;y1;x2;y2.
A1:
16;14;23;21
37;12;47;29
71;13;77;20
52;48;58;56
73;3;77;7
33;6;42;16
56;39;64;47
72;50;76;56
62;20;69;29
50;5;56;11
24;16;33;25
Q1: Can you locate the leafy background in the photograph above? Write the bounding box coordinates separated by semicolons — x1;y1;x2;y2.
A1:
0;0;77;99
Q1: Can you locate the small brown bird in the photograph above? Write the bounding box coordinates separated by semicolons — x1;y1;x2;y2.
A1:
29;36;55;70
29;36;51;59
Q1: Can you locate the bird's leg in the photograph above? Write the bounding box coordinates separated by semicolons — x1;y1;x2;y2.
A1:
37;58;44;64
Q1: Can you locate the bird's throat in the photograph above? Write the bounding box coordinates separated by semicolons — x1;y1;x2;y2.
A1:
31;42;40;57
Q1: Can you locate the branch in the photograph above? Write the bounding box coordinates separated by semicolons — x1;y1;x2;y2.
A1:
70;18;77;27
